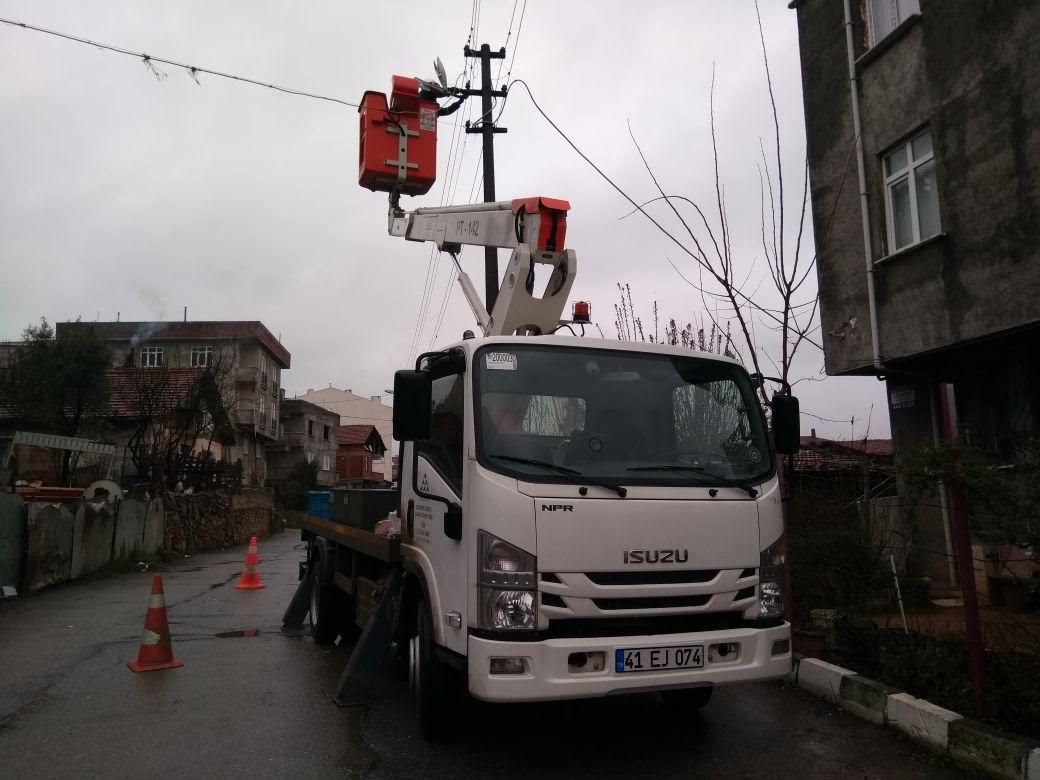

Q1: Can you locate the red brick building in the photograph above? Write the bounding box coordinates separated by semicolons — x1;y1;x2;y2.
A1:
335;424;387;486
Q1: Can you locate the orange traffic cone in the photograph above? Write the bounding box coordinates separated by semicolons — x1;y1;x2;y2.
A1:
127;575;184;673
234;536;265;590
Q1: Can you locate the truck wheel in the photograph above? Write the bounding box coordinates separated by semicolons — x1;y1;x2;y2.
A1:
309;556;343;644
412;599;453;739
660;685;713;713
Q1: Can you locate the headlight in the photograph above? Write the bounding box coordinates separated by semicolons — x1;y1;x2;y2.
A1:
478;531;537;629
759;536;786;618
482;589;536;630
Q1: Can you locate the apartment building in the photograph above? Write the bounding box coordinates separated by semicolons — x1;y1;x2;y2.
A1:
267;398;340;488
56;320;291;486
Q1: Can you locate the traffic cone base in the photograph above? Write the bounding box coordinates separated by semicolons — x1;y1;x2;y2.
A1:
234;536;265;590
128;575;183;673
128;658;184;672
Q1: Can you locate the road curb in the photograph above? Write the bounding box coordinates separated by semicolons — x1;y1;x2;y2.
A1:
791;657;1040;779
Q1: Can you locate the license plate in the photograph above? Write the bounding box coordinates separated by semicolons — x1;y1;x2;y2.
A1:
615;644;704;673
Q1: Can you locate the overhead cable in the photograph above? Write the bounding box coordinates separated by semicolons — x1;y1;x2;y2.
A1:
0;17;360;109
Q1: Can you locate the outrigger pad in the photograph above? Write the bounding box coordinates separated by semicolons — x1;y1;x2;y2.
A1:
281;571;313;635
334;566;403;706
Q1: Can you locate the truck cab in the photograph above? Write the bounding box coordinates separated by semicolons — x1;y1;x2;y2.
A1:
393;335;794;733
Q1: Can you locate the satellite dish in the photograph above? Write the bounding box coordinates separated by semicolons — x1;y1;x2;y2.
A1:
434;57;448;89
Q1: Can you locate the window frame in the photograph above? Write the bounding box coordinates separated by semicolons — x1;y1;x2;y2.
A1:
140;346;164;367
866;0;919;47
415;367;466;497
190;345;213;367
883;129;939;254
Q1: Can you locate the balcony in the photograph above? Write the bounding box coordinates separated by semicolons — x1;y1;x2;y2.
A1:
236;366;261;385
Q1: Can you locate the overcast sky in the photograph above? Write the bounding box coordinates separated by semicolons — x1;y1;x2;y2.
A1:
0;0;890;440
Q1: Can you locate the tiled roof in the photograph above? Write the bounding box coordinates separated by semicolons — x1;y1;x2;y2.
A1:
106;366;206;417
56;320;291;368
0;367;205;421
794;435;893;472
334;428;384;451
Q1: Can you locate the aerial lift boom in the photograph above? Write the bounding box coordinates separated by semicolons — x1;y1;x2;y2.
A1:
388;197;577;337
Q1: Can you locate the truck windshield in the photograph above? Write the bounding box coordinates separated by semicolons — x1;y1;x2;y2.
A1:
474;345;772;488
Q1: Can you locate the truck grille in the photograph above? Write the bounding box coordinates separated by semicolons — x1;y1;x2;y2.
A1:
538;568;758;623
585;570;719;586
592;594;710;610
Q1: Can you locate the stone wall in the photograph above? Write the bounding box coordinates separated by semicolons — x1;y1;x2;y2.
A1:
1;488;275;592
162;488;273;554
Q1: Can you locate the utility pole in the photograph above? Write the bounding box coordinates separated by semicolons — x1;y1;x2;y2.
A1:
463;44;507;313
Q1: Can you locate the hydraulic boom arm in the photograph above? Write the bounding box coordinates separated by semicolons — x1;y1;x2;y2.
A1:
388;197;577;337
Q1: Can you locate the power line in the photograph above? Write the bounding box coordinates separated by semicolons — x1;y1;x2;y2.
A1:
0;16;360;109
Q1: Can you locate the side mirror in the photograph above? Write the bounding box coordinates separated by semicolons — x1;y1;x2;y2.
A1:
393;370;432;440
771;394;801;455
444;503;462;541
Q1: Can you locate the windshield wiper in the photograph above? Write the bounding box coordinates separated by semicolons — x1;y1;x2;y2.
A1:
626;464;759;498
487;453;628;498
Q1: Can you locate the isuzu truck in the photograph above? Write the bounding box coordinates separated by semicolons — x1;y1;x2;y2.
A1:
283;75;800;738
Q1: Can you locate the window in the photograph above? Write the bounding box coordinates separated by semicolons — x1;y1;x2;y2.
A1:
258;395;266;428
867;0;919;46
323;425;330;441
307;420;314;437
884;130;940;253
321;454;331;471
259;352;269;386
475;345;772;486
416;372;465;494
483;392;587;438
140;346;164;367
190;346;213;367
305;450;315;464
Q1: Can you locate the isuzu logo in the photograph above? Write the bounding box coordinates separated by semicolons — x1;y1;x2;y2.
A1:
541;504;574;512
624;549;689;564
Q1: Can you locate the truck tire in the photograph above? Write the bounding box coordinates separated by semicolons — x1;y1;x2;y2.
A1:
660;685;713;713
309;555;343;644
412;599;453;739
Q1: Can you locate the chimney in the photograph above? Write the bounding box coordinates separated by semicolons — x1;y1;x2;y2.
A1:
811;427;817;442
124;348;135;367
370;395;380;403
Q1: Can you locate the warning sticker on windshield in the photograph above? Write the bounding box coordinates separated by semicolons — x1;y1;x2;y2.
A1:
485;352;518;371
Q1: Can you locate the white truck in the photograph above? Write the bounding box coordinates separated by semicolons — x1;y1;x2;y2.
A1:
284;193;801;738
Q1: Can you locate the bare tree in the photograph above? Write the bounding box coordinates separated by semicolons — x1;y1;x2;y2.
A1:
612;2;846;401
612;282;735;356
122;348;237;489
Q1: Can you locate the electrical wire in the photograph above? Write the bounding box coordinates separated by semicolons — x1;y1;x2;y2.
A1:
406;69;468;363
428;151;484;348
0;16;360;109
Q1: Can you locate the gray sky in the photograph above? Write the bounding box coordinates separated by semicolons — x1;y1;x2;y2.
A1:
0;0;890;441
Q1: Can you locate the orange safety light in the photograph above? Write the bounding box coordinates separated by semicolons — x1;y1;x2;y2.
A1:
358;76;438;196
572;301;591;323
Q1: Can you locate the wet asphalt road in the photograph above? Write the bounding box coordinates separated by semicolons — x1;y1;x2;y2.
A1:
0;530;967;779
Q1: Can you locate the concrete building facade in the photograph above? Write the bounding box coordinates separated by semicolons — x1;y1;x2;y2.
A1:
295;387;394;482
792;0;1040;588
266;398;340;488
57;321;290;486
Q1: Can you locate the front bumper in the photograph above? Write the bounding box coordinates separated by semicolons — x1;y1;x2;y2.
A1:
467;621;791;702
